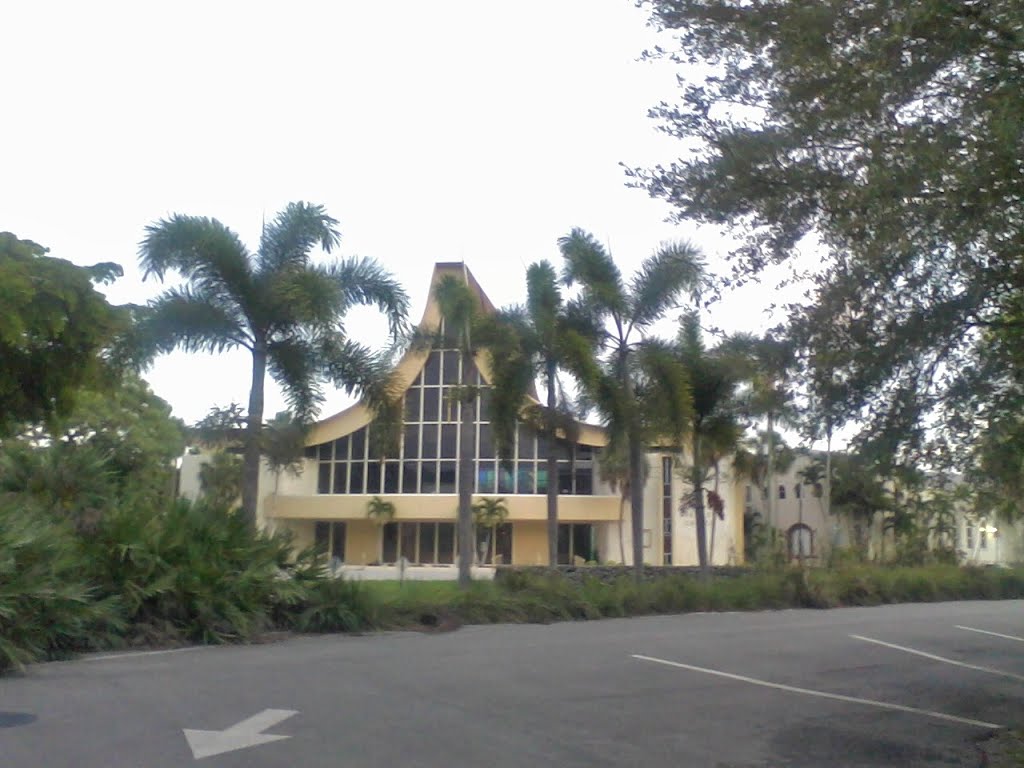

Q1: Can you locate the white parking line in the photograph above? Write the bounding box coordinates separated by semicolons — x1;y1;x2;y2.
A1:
631;654;1001;729
851;635;1024;683
956;625;1024;644
81;646;206;663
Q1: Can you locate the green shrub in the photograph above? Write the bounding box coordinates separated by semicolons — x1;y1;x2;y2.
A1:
0;497;120;671
294;577;376;632
84;498;305;644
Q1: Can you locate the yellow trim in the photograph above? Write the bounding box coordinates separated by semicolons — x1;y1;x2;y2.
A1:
306;262;608;448
266;493;621;523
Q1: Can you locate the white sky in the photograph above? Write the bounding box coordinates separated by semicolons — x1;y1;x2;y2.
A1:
3;0;801;426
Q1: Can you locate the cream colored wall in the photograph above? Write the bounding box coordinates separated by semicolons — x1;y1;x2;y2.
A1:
345;520;381;565
513;520;549;565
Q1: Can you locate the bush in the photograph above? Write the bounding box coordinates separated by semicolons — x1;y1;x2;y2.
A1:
0;497;120;671
83;498;306;644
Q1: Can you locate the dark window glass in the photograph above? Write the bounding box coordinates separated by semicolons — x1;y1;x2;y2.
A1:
495;523;512;565
536;466;549;494
318;463;331;494
478;423;494;459
402;461;418;493
663;516;673;536
421;462;438;493
383;462;400;493
573;524;595;562
318;443;332;461
557;524;571;564
463;358;480;386
331;522;346;560
577;444;594;460
423;352;441;385
558;463;574;494
400;523;417;562
575;468;593;495
440;424;458;458
403;424;420;459
382;523;398;563
365;462;381;494
437;523;455;564
663;497;672;517
517;464;535;494
439;461;457;493
333;463;348;494
305;445;318;459
350;428;366;461
421;424;438;459
478;388;493;422
779;485;786;499
422;388;440;422
498;465;515;494
536;433;550;459
404;388;421;421
517;426;535;459
349;463;365;494
314;521;330;551
419;523;437;564
476;461;496;493
442;350;460;383
333;436;350;461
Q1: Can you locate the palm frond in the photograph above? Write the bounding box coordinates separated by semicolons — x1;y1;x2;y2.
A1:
322;257;410;338
138;215;254;310
636;338;693;449
139;287;251;356
526;260;562;342
434;275;479;349
628;240;705;331
257;202;341;274
267;337;324;423
557;228;627;317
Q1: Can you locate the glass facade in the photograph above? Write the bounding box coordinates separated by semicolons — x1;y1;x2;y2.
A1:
312;348;598;495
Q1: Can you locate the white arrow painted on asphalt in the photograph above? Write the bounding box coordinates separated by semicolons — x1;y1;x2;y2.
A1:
183;709;298;760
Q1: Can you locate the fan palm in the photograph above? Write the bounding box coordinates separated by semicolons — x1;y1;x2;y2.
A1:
472;496;509;565
138;202;409;527
558;228;703;578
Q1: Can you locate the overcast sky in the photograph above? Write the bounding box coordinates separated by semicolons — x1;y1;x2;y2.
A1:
4;1;799;425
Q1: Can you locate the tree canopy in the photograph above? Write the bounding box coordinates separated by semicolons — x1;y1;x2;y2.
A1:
634;0;1024;468
0;232;126;437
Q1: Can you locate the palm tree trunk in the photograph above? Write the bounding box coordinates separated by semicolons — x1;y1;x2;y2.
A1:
628;431;645;581
693;435;710;576
618;494;627;565
457;386;476;588
241;341;267;529
766;412;775;530
545;360;559;567
709;460;720;566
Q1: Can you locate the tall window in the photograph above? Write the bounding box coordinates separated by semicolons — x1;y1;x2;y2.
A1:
313;348;599;495
662;456;673;565
314;521;347;562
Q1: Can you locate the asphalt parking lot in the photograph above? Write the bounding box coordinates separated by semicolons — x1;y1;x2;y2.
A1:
2;600;1021;767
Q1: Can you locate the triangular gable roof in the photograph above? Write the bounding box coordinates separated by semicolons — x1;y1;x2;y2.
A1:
306;262;607;447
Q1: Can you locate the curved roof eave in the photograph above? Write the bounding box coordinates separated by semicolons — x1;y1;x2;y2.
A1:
306;262;608;447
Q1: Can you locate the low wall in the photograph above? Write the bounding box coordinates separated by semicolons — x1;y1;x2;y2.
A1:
494;565;752;585
337;564;496;581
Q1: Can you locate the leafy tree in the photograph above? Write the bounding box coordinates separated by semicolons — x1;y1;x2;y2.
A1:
472;497;509;565
635;0;1024;464
558;228;703;578
0;232;126;437
487;260;596;566
138;202;409;527
198;451;243;510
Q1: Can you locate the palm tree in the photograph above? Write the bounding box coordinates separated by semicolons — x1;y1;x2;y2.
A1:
558;228;703;579
432;274;485;587
366;495;397;526
472;497;509;564
487;260;595;566
672;312;743;575
138;202;409;528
